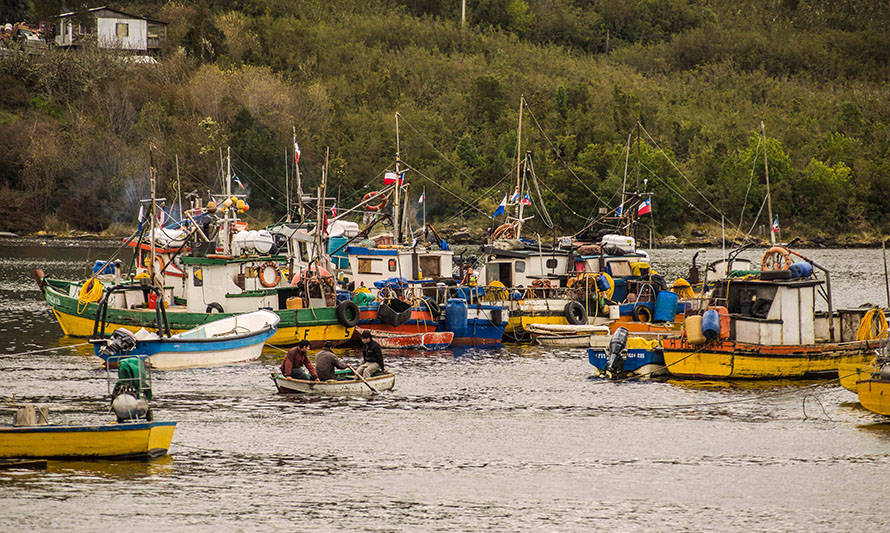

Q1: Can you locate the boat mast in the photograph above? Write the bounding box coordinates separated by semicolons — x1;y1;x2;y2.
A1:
149;150;158;287
293;126;304;222
394;112;402;244
224;146;232;254
514;95;524;240
285;145;290;223
619;131;631;229
762;121;776;244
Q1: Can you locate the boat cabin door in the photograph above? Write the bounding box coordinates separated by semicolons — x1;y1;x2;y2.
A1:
486;262;513;287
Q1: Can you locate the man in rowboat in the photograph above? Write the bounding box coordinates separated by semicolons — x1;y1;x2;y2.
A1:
356;330;384;379
315;342;349;381
281;340;318;381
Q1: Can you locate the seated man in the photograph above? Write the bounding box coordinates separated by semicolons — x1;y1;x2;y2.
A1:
280;340;318;381
356;330;385;379
315;341;348;381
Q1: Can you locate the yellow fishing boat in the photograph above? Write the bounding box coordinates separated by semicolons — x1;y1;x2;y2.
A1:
838;355;876;393
0;421;176;459
858;379;890;416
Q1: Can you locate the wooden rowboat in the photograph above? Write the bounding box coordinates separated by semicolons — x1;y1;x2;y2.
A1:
358;328;453;350
0;421;176;459
271;372;395;395
528;324;610;348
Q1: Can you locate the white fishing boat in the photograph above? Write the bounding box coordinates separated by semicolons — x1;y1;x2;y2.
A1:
271;372;395;395
91;286;279;370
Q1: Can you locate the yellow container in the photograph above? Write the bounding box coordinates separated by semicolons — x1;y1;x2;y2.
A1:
286;296;304;310
685;315;706;345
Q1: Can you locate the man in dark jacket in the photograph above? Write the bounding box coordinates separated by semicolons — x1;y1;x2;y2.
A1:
281;340;318;381
315;341;348;381
356;330;384;378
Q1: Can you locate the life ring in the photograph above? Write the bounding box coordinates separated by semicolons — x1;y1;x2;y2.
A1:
336;300;360;327
493;223;517;240
564;301;586;325
362;191;388;211
259;261;282;288
761;246;792;271
632;305;653;323
206;302;224;313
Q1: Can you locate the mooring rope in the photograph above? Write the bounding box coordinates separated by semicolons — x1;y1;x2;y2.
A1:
3;343;91;357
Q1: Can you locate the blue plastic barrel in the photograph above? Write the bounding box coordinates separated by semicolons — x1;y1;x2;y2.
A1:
597;275;611;292
702;309;720;340
328;236;350;268
653;291;679;323
445;298;468;338
789;261;814;279
93;260;114;275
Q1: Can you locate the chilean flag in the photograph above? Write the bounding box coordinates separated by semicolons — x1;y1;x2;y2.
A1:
294;138;301;165
520;193;531;206
383;171;405;185
637;197;652;216
418;192;425;204
772;215;780;233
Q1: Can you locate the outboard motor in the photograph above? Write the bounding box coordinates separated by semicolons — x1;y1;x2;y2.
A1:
880;363;890;381
605;327;629;379
99;328;137;358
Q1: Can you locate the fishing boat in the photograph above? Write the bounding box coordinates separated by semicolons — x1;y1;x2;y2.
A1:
662;247;884;379
588;327;665;379
271;371;396;394
91;285;279;369
528;323;610;348
358;328;453;350
0;355;175;458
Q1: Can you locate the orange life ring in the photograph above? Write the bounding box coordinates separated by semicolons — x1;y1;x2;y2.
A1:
761;246;792;271
259;261;282;288
363;191;388;211
493;223;517;240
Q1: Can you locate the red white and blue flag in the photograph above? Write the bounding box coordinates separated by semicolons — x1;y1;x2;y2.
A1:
233;174;246;189
637;197;652;215
772;215;780;233
418;192;425;204
520;193;531;206
294;138;301;165
383;171;405;185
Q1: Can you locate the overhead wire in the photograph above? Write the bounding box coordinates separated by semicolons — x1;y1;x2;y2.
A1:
400;162;493;219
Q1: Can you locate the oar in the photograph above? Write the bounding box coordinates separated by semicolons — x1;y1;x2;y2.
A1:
346;364;379;394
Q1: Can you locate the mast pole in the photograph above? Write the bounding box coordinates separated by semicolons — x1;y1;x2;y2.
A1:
285;145;291;223
293;126;304;222
175;154;182;221
620;131;631;231
422;185;426;239
394;112;401;244
762;121;775;244
149;149;158;287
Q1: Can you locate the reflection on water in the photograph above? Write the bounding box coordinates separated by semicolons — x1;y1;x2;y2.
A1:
2;241;890;531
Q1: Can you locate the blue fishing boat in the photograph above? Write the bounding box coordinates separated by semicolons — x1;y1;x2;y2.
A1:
588;327;665;379
440;297;507;346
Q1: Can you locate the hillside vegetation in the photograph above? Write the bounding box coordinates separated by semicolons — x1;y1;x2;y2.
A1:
1;0;888;243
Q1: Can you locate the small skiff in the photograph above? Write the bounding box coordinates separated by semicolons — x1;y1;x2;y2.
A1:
358;328;453;350
94;310;279;370
529;324;610;348
271;372;396;395
0;421;176;459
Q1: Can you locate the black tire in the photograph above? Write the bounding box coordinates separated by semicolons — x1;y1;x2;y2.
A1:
424;298;441;318
564;301;586;325
632;305;652;323
206;302;224;314
336;300;360;327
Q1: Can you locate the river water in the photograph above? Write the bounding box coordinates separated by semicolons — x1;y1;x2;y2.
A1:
2;239;890;531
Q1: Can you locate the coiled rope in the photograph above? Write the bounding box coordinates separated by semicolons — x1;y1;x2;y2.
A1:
856;308;888;341
77;278;103;314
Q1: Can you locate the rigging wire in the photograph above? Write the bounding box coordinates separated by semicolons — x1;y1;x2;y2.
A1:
639;161;725;228
400;162;493;219
639;122;729;221
736;135;762;234
397;114;483;187
522;101;609;207
230;149;288;199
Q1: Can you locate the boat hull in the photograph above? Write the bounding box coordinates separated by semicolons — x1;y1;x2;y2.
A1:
838;355;876;393
42;280;352;347
588;339;665;378
358;328;454;350
858;379;890;415
272;373;395;395
0;421;176;458
661;338;879;379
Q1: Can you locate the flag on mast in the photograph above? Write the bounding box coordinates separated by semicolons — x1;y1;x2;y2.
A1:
637;197;652;215
772;215;780;233
383;171;405;185
510;189;520;203
520;193;531;206
293;138;301;165
418;192;425;204
233;174;246;189
493;194;508;217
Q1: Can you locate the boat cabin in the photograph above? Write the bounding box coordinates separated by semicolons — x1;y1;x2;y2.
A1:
713;278;819;345
478;247;571;288
345;245;453;288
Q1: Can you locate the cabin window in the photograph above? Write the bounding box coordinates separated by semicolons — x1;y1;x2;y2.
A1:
388;259;397;272
546;258;558;269
358;258;377;274
515;261;526;273
116;23;129;37
419;256;441;277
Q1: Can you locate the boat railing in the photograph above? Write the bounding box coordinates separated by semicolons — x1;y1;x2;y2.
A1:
104;354;153;402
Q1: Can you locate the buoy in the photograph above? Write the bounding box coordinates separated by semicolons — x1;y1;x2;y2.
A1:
236;199;246;210
686;315;706;345
206;201;217;213
222;198;233;209
242;203;250;211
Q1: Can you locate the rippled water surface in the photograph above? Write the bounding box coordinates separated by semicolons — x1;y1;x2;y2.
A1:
2;240;890;531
